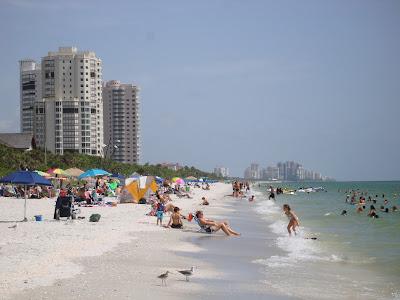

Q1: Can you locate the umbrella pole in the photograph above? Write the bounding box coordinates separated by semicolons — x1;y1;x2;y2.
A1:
23;185;28;222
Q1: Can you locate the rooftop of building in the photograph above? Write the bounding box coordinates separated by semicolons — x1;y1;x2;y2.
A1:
46;47;99;59
104;80;139;89
0;133;33;150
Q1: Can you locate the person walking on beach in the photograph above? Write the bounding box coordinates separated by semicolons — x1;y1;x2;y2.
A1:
283;204;300;236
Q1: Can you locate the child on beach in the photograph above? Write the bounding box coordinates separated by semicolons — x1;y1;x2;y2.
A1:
167;206;184;229
201;197;209;205
283;204;300;236
156;201;165;226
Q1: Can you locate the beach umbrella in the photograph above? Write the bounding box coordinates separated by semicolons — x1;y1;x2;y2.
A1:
172;177;181;183
47;168;67;176
64;168;84;177
34;170;51;177
111;173;125;181
173;178;184;185
185;176;197;181
78;169;111;179
155;176;164;184
0;171;53;221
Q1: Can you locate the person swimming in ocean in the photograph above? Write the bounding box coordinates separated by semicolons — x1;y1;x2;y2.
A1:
283;204;300;236
368;205;379;218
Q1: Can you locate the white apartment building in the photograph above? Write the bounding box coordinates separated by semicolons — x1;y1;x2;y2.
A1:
214;166;229;178
35;47;103;155
103;80;140;164
20;59;41;134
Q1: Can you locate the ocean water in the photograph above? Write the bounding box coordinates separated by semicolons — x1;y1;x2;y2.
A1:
252;181;400;300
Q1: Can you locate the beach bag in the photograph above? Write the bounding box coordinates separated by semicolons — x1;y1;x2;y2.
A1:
89;214;101;222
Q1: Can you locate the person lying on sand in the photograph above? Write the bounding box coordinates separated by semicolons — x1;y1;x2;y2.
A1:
195;210;240;236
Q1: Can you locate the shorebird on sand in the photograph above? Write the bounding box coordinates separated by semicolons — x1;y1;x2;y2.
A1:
177;266;195;282
158;271;169;286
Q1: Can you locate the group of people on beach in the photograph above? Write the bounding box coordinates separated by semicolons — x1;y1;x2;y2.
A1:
341;190;398;219
151;182;241;236
232;181;250;198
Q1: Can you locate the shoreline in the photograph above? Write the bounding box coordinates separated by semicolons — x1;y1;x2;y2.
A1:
4;182;288;299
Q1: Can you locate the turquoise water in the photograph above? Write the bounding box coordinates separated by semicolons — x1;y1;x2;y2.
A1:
253;181;400;299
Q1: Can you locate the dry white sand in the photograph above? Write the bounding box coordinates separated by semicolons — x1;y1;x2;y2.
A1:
0;182;234;299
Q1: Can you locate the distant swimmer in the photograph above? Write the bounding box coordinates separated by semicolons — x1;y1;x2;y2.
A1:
249;195;255;202
283;204;300;236
341;210;347;216
368;205;379;218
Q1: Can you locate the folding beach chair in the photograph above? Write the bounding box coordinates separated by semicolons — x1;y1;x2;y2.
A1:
193;216;213;234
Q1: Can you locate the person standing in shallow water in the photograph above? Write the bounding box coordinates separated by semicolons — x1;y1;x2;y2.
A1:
283;204;300;236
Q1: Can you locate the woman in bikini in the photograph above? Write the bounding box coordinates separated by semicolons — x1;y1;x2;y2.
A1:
283;204;300;236
195;210;240;236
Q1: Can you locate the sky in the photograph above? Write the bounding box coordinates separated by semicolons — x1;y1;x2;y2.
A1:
0;0;399;181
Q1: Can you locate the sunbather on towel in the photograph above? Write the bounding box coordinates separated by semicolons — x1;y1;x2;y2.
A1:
195;210;240;236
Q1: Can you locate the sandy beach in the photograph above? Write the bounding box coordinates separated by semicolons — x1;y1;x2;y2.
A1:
1;182;264;300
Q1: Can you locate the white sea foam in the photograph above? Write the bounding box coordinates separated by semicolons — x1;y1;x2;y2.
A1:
254;198;325;267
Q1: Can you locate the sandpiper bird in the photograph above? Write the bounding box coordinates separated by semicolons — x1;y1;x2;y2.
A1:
158;271;169;286
177;266;195;282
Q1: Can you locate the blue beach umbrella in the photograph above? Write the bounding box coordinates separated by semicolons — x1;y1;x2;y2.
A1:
0;171;53;221
111;173;125;181
78;169;112;179
155;176;164;184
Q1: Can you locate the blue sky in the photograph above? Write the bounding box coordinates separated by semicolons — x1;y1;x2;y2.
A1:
0;0;399;180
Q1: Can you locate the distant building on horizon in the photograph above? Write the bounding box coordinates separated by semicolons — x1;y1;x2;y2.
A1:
214;166;229;178
263;166;280;180
259;161;332;181
160;162;182;171
103;80;140;164
244;163;261;179
20;47;104;156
